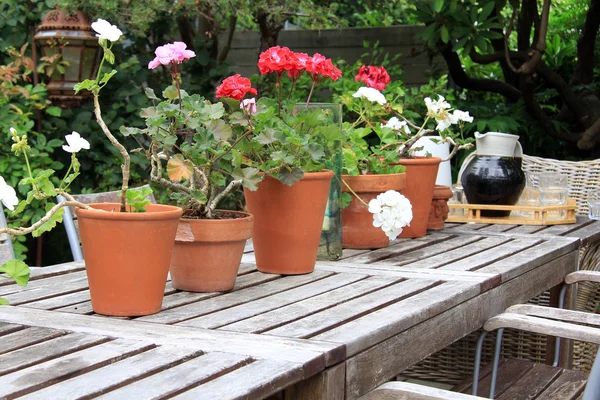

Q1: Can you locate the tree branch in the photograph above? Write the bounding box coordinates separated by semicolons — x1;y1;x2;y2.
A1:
217;14;238;65
573;0;600;85
441;45;522;101
577;119;600;150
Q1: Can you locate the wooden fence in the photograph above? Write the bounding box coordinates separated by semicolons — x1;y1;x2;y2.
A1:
218;25;446;85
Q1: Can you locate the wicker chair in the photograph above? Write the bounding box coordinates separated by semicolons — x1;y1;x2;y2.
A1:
401;154;600;383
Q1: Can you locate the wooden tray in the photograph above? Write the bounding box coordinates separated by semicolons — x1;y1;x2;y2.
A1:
446;199;577;225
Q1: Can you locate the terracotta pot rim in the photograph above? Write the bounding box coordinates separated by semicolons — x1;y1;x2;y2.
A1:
395;156;442;166
76;203;183;221
341;173;406;193
180;210;253;223
262;169;334;181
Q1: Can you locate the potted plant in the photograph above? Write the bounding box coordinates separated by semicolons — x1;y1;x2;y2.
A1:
222;46;346;275
342;65;474;239
120;43;257;293
71;19;183;316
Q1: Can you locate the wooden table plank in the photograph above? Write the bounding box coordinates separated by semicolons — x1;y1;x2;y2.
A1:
19;346;203;400
264;278;440;339
171;359;304;400
0;270;88;296
0;306;345;371
178;272;369;329
382;235;484;265
0;338;154;399
0;322;25;336
95;352;252;400
0;332;111;376
386;236;514;269
0;326;66;355
1;276;89;305
340;234;457;264
138;270;334;325
0;262;85;288
217;276;402;335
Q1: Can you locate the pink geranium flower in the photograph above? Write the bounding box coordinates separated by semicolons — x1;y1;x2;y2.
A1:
148;42;196;69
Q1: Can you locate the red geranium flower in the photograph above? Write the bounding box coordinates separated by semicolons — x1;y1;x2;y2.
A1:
215;74;257;101
288;52;310;81
258;46;296;75
355;65;391;91
305;53;342;82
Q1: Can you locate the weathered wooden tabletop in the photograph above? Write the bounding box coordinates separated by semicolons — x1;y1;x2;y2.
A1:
0;219;592;400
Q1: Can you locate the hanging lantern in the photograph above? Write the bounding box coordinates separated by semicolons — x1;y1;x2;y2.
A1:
34;10;101;108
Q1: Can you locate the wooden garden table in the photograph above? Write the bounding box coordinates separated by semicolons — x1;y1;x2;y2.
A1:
0;220;588;399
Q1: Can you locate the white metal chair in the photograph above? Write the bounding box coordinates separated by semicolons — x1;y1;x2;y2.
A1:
0;205;15;263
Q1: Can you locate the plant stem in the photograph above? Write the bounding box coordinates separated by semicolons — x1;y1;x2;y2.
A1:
0;200;92;236
206;179;242;216
93;94;130;212
59;159;73;190
341;179;369;207
277;73;282;118
305;81;316;107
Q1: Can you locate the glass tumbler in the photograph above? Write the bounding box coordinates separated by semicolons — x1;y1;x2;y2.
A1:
518;173;540;218
448;184;464;216
588;190;600;220
538;173;569;220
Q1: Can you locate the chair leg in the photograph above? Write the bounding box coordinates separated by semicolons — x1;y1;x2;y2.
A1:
472;330;488;396
553;284;569;367
489;328;505;399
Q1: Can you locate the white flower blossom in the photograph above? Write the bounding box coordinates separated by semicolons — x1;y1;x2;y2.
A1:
452;109;474;123
424;95;451;115
352;87;387;105
91;19;123;42
368;190;413;240
62;131;90;153
381;116;411;135
9;127;17;136
240;98;257;115
0;176;18;211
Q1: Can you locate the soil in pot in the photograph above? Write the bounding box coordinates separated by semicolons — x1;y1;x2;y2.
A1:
342;173;406;249
244;170;333;275
76;203;182;317
170;210;254;292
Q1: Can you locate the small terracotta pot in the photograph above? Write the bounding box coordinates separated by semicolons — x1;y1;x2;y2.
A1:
394;157;441;238
170;211;254;292
427;185;453;230
244;170;333;275
341;173;406;249
76;203;183;316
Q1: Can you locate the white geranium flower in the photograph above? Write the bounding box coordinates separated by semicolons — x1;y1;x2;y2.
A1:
91;19;123;42
453;109;474;123
0;176;18;211
424;95;451;115
352;87;387;105
381;117;411;135
9;127;17;136
435;113;459;132
368;190;413;240
62;131;90;153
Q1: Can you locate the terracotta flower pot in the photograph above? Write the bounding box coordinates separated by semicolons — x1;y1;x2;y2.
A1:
341;173;406;249
427;185;453;230
76;203;182;316
244;170;333;275
395;157;441;238
170;211;254;292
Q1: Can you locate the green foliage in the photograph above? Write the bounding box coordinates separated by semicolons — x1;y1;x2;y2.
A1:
125;186;153;212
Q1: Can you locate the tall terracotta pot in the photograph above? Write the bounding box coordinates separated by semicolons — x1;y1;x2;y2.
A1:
244;170;333;275
341;173;406;249
170;211;254;292
395;157;441;238
76;203;182;316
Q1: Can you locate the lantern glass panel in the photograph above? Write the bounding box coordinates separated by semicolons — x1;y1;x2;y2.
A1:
82;47;98;81
62;46;82;81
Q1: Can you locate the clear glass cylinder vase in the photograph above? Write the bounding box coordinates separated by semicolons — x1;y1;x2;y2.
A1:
293;103;343;261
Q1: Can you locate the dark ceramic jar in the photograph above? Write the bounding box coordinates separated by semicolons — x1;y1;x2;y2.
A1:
462;156;525;217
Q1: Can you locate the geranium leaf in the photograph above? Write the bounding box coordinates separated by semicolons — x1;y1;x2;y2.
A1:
205;119;232;141
278;167;304;186
144;87;159;100
32;204;64;237
0;259;30;287
167;154;194;182
232;167;262;191
304;143;325;161
255;128;278;144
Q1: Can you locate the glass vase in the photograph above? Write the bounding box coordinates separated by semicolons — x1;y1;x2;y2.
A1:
293;103;343;261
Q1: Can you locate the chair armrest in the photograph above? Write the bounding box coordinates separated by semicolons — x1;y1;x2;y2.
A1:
484;312;600;344
360;382;485;400
565;271;600;285
506;304;600;327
